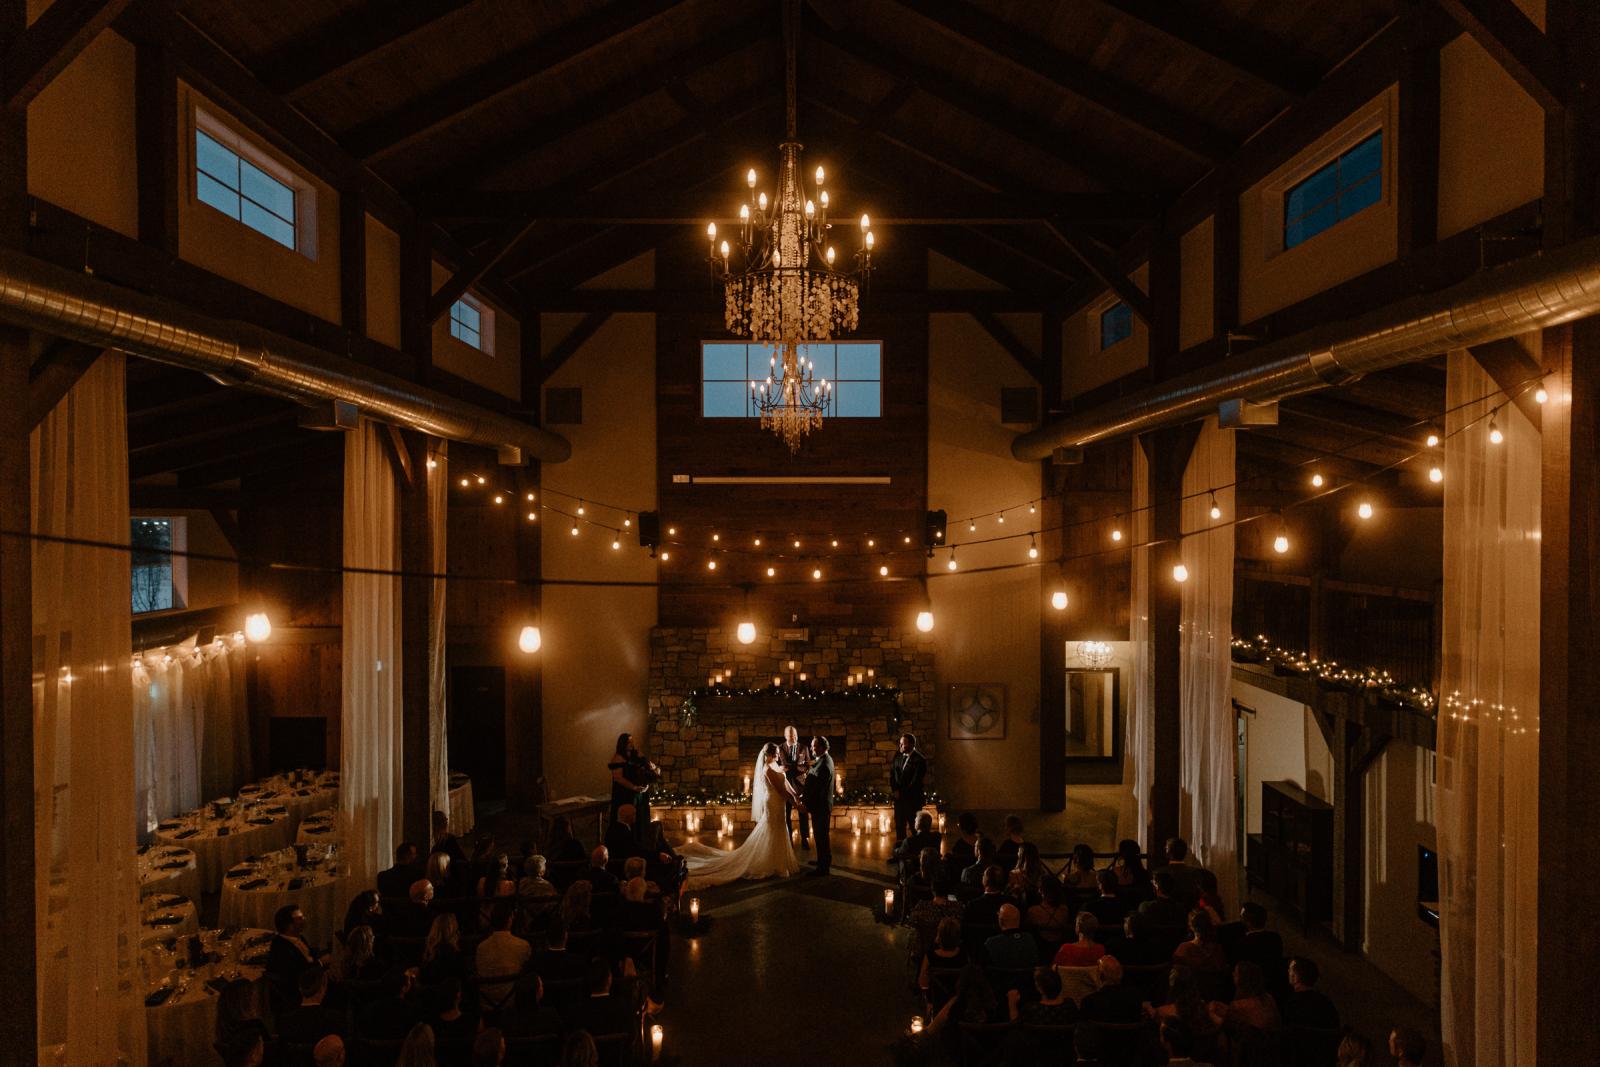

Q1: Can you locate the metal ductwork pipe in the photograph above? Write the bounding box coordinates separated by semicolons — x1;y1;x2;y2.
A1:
0;247;571;464
1012;231;1600;461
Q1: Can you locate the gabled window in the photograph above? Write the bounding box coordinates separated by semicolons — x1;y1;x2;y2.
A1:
194;128;298;251
1284;130;1383;250
701;341;882;418
449;295;491;353
1099;302;1132;351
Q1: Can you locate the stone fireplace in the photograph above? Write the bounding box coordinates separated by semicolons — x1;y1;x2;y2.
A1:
646;625;938;797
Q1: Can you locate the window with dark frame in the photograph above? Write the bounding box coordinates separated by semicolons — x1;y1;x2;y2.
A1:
194;128;298;250
701;341;882;419
1099;302;1132;351
1283;130;1383;251
449;296;484;351
131;518;183;615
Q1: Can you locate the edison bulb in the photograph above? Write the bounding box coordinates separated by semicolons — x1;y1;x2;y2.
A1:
660;551;670;561
1028;545;1039;559
1311;472;1324;488
1489;424;1504;445
611;539;621;550
459;477;470;488
244;612;272;643
493;494;503;505
1111;528;1123;542
915;610;935;633
569;525;579;537
1273;534;1290;554
879;565;889;576
1051;590;1068;611
707;559;717;571
736;622;756;645
1172;563;1189;583
1426;433;1440;448
766;567;776;577
812;568;822;580
517;625;542;654
947;556;958;571
1358;501;1374;519
1429;465;1443;483
1210;504;1222;520
1536;386;1549;404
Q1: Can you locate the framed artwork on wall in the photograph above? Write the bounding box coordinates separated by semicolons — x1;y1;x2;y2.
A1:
947;683;1007;741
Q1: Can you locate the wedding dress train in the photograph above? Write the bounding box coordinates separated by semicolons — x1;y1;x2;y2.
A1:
678;761;800;889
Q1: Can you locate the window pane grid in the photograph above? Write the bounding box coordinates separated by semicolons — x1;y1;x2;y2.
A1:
1100;302;1132;351
1284;131;1382;250
450;298;485;351
703;341;880;418
194;129;296;251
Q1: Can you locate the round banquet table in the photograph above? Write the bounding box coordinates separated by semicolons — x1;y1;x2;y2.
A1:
236;770;339;834
153;806;292;892
139;893;199;942
137;844;201;902
296;809;340;846
143;926;270;1067
218;848;345;953
448;773;475;836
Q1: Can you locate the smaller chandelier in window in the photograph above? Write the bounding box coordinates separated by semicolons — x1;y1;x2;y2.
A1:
1077;641;1114;668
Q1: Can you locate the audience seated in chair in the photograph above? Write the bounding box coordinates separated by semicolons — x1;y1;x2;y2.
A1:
1061;844;1100;892
356;967;420;1043
1155;836;1209;909
379;843;424;902
1138;871;1189;930
523;974;565;1037
312;1034;344;1067
1284;957;1340;1030
534;919;587;982
908;876;964;963
893;812;944;876
1149;967;1224;1058
963;865;1010;927
559;1030;599;1067
1208;961;1281;1043
471;1028;505;1067
580;846;618;894
1008;842;1048;904
961;836;998;888
984;902;1040;973
1054;912;1108;968
475;902;532;1013
918;917;967;1008
342;890;384;942
1084;869;1129;928
396;1021;435;1067
1026;875;1074;947
429;977;477;1058
397;879;438;939
1079;956;1144;1024
1336;1031;1375;1066
278;964;347;1049
946;812;980;870
545;816;587;865
1160;1017;1214;1067
1174;910;1229;979
1011;965;1078;1026
568;958;636;1037
517;854;559;904
995;815;1027;872
422;912;468;986
433;810;467;868
1110;838;1152;892
1238;901;1287;991
267;904;325;1003
475;852;518;928
1389;1027;1427;1067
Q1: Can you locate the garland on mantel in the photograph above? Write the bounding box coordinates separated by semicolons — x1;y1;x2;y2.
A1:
1230;635;1436;713
651;786;944;809
673;683;902;728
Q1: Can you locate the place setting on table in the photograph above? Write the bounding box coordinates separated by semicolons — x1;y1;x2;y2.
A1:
218;843;344;952
153;797;293;892
139;891;199;942
142;926;272;1067
236;767;340;834
295;809;340;846
136;842;201;902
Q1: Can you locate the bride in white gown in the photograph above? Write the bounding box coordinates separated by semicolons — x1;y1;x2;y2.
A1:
679;742;801;889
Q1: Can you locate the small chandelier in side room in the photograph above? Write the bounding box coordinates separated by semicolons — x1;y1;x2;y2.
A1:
705;0;874;454
1077;641;1113;668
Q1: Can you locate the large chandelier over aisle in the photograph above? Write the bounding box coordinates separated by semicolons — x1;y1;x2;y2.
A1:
706;0;875;453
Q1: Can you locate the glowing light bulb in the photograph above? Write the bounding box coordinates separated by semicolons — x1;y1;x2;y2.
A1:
526;492;535;502
739;204;750;222
1172;563;1189;583
747;168;757;188
1429;465;1443;483
1358;501;1374;519
244;612;272;643
1311;472;1325;488
1029;504;1036;514
753;537;762;546
459;477;470;488
711;533;720;542
660;551;670;561
915;610;934;633
476;475;486;485
1489;422;1504;445
719;240;729;259
518;626;542;654
1111;528;1123;543
815;165;825;185
947;553;958;571
969;520;977;532
805;199;815;218
758;192;768;211
736;622;756;645
493;494;504;505
766;567;776;577
426;458;437;469
820;190;830;208
812;568;822;580
1028;541;1039;559
1536;386;1549;404
997;514;1005;524
1426;433;1440;448
860;213;870;230
865;231;875;249
668;527;677;536
527;512;536;521
867;539;875;547
794;539;801;548
1051;590;1068;611
825;246;836;265
879;565;889;576
707;559;717;571
904;536;912;544
1273;534;1290;554
624;518;632;527
611;538;621;550
577;503;585;515
706;222;716;240
570;524;579;537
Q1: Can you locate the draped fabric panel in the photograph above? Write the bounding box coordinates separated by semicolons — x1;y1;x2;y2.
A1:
1117;439;1154;849
1438;350;1539;1067
133;634;251;833
341;420;403;893
428;442;450;817
1178;418;1238;900
31;353;147;1063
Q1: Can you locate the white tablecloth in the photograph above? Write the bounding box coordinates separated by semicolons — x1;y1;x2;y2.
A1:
296;809;340;846
139;894;199;942
154;807;292;892
144;927;270;1067
237;770;339;834
138;845;201;902
448;773;475;835
218;849;346;953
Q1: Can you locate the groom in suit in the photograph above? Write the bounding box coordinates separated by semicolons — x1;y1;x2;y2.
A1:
802;736;835;876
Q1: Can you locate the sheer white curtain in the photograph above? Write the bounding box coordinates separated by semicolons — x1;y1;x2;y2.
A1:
133;633;250;832
342;420;403;892
31;352;147;1063
1179;417;1238;899
428;441;450;817
1118;439;1154;849
1438;350;1539;1067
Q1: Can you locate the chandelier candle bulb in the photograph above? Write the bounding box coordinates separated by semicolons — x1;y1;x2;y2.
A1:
651;1024;664;1061
910;1016;925;1036
1358;501;1374;520
744;774;751;796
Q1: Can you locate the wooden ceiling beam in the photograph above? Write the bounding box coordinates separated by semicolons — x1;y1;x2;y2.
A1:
253;0;477;100
428;216;541;324
537;311;613;385
1467;335;1545;428
344;0;692;162
178;435;343;489
27;340;102;428
970;310;1043;382
3;0;134;111
1088;0;1316;99
1277;393;1432;445
1435;0;1564;110
511;225;665;293
1045;221;1151;323
132;421;311;481
531;288;1050;314
891;0;1235;162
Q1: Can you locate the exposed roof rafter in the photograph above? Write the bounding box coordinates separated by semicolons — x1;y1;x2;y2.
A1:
252;0;476;100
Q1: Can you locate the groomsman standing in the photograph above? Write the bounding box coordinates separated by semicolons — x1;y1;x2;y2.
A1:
890;733;927;842
778;725;811;848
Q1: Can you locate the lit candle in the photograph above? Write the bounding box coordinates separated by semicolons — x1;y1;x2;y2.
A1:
851;813;860;832
884;888;896;915
788;660;796;670
836;770;844;796
689;897;701;922
651;1024;664;1061
798;672;807;682
743;774;751;796
910;1016;925;1035
773;675;782;687
938;813;947;833
879;812;891;835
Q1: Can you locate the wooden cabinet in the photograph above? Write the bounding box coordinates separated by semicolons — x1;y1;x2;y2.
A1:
1246;780;1333;924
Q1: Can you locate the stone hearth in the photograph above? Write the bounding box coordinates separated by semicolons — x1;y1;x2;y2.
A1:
646;625;937;796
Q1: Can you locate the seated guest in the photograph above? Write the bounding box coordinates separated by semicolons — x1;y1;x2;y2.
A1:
1025;876;1074;947
397;879;437;939
918;917;967;1008
1173;910;1228;977
1389;1027;1427;1067
1110;838;1152;892
517;854;559;902
1283;957;1339;1031
545;816;586;864
312;1035;344;1067
1238;902;1287;991
1137;871;1188;929
947;812;980;869
931;962;1003;1030
1337;1032;1375;1066
218;1033;265;1067
397;1022;434;1067
432;810;467;869
909;847;942;893
908;876;964;960
524;976;564;1037
278;965;346;1048
475;903;532;1011
267;904;323;998
1010;965;1078;1025
1084;870;1128;927
471;1028;506;1067
379;843;423;901
342;890;383;941
1208;961;1281;1035
356;968;419;1043
1109;912;1169;967
1081;957;1143;1023
1159;1018;1212;1067
894;812;944;874
1195;869;1226;920
215;977;270;1051
994;815;1026;871
610;803;686;896
421;913;467;985
430;978;476;1058
603;805;644;874
1151;967;1223;1053
1053;913;1107;968
617;875;660;928
581;846;618;894
426;850;455;895
560;880;595;930
1008;842;1048;903
570;958;635;1037
1060;844;1100;892
533;920;587;982
961;836;998;888
476;852;518;928
983;903;1040;974
560;1031;599;1067
1155;837;1208;908
962;865;1010;928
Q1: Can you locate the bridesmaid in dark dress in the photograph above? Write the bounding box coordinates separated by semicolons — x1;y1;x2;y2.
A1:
608;733;660;840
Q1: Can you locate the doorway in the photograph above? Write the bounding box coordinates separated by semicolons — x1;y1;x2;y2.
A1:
448;666;506;804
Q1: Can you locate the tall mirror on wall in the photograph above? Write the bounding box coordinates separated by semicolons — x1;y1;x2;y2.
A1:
1065;642;1120;762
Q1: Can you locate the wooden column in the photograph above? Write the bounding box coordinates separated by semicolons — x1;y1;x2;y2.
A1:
505;462;543;811
1545;0;1600;247
1146;226;1180;381
1396;0;1441;258
1039;463;1066;812
1536;319;1600;1064
1140;424;1199;850
133;9;177;256
397;430;434;848
400;221;432;384
0;2;35;1059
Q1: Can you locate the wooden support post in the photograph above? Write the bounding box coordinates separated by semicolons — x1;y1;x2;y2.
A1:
400;221;432;384
1544;0;1600;247
507;462;543;811
133;16;177;255
1141;423;1199;850
398;429;434;848
1397;0;1441;257
340;190;367;336
1536;318;1600;1064
1039;465;1065;812
1146;224;1179;380
1330;717;1363;947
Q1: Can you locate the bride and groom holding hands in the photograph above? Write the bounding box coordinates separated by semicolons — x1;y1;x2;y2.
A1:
679;725;835;890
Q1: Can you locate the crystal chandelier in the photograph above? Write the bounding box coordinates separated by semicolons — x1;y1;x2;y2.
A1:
705;0;875;453
1077;641;1114;668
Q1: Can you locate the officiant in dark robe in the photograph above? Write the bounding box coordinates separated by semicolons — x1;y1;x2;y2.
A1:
778;725;811;848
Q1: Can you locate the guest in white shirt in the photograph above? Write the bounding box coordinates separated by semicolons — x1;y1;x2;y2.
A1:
474;902;531;1011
